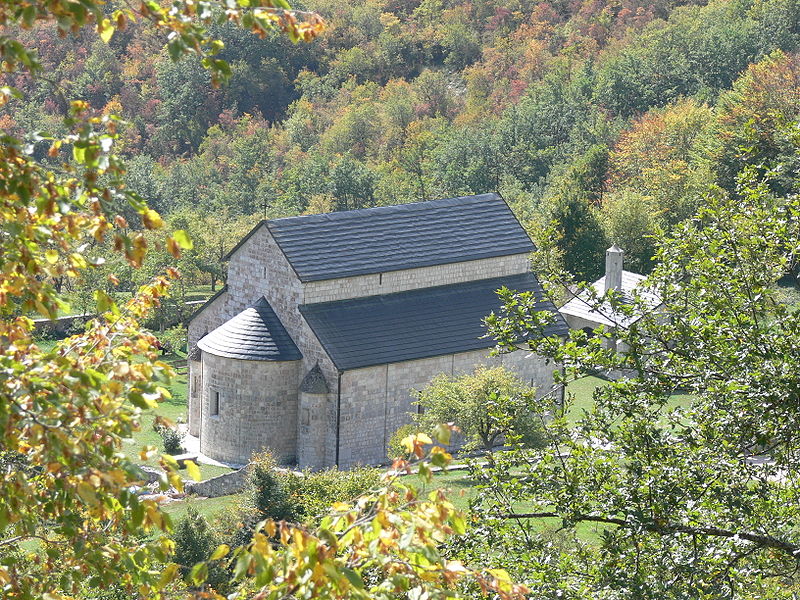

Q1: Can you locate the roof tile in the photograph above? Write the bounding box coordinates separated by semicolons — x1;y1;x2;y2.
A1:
198;297;302;361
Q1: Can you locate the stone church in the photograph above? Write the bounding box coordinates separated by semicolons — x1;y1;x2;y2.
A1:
187;193;568;468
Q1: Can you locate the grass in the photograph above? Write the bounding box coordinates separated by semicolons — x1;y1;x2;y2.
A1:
563;375;694;427
33;334;226;481
426;464;610;544
776;274;800;308
420;375;696;545
164;494;244;523
564;375;607;426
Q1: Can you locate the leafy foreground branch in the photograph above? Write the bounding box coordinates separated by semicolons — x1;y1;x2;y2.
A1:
191;433;528;600
0;2;522;598
474;159;800;598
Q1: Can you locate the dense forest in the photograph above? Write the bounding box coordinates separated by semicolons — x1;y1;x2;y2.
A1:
5;0;800;288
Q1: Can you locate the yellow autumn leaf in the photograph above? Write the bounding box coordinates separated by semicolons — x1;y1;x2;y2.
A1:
99;18;115;43
185;460;201;481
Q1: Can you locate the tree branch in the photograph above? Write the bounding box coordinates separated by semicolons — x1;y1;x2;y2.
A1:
497;512;800;556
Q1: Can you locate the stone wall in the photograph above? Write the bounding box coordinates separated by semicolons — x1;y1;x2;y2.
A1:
184;466;247;498
188;358;202;436
188;289;229;437
303;253;531;304
297;390;330;468
224;225;341;468
200;352;301;465
188;289;230;349
336;348;560;467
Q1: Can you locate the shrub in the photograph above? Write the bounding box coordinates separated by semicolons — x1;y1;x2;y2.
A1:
232;452;382;532
159;324;187;356
414;366;545;451
154;422;184;455
283;466;382;521
66;316;90;336
244;452;298;521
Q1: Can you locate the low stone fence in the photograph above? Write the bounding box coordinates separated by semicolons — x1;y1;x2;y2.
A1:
185;466;248;498
33;314;94;336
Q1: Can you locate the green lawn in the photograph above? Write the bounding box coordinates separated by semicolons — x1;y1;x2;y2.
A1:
421;375;695;545
563;375;693;427
776;275;800;308
564;375;607;426
164;494;244;522
425;466;608;544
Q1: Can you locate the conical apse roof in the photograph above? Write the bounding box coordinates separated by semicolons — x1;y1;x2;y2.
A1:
197;297;302;361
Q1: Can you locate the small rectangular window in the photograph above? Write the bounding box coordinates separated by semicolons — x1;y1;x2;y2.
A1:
211;391;220;416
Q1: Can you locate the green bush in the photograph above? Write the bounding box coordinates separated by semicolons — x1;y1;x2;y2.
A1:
228;452;382;534
414;366;546;451
283;466;382;521
244;452;299;521
159;324;187;356
154;422;184;454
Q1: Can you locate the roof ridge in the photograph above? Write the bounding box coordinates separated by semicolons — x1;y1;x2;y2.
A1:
266;193;500;227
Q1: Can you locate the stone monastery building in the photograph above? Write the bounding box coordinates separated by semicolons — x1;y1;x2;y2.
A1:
187;193;568;468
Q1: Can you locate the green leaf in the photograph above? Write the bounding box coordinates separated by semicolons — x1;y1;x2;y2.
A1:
189;562;208;586
450;513;466;535
209;544;230;561
99;18;115;43
432;423;452;445
94;289;113;312
157;563;179;589
342;567;364;589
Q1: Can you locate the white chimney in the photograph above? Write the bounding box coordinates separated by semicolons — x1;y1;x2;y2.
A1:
605;244;623;293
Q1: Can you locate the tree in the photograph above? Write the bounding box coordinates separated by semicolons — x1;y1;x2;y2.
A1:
481;158;800;597
414;366;544;451
172;507;229;592
539;187;608;281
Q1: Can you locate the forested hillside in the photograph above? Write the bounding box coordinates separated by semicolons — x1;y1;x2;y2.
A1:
4;0;800;283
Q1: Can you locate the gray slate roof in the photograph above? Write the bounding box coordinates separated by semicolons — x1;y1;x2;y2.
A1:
265;194;535;282
299;273;568;371
198;296;302;361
